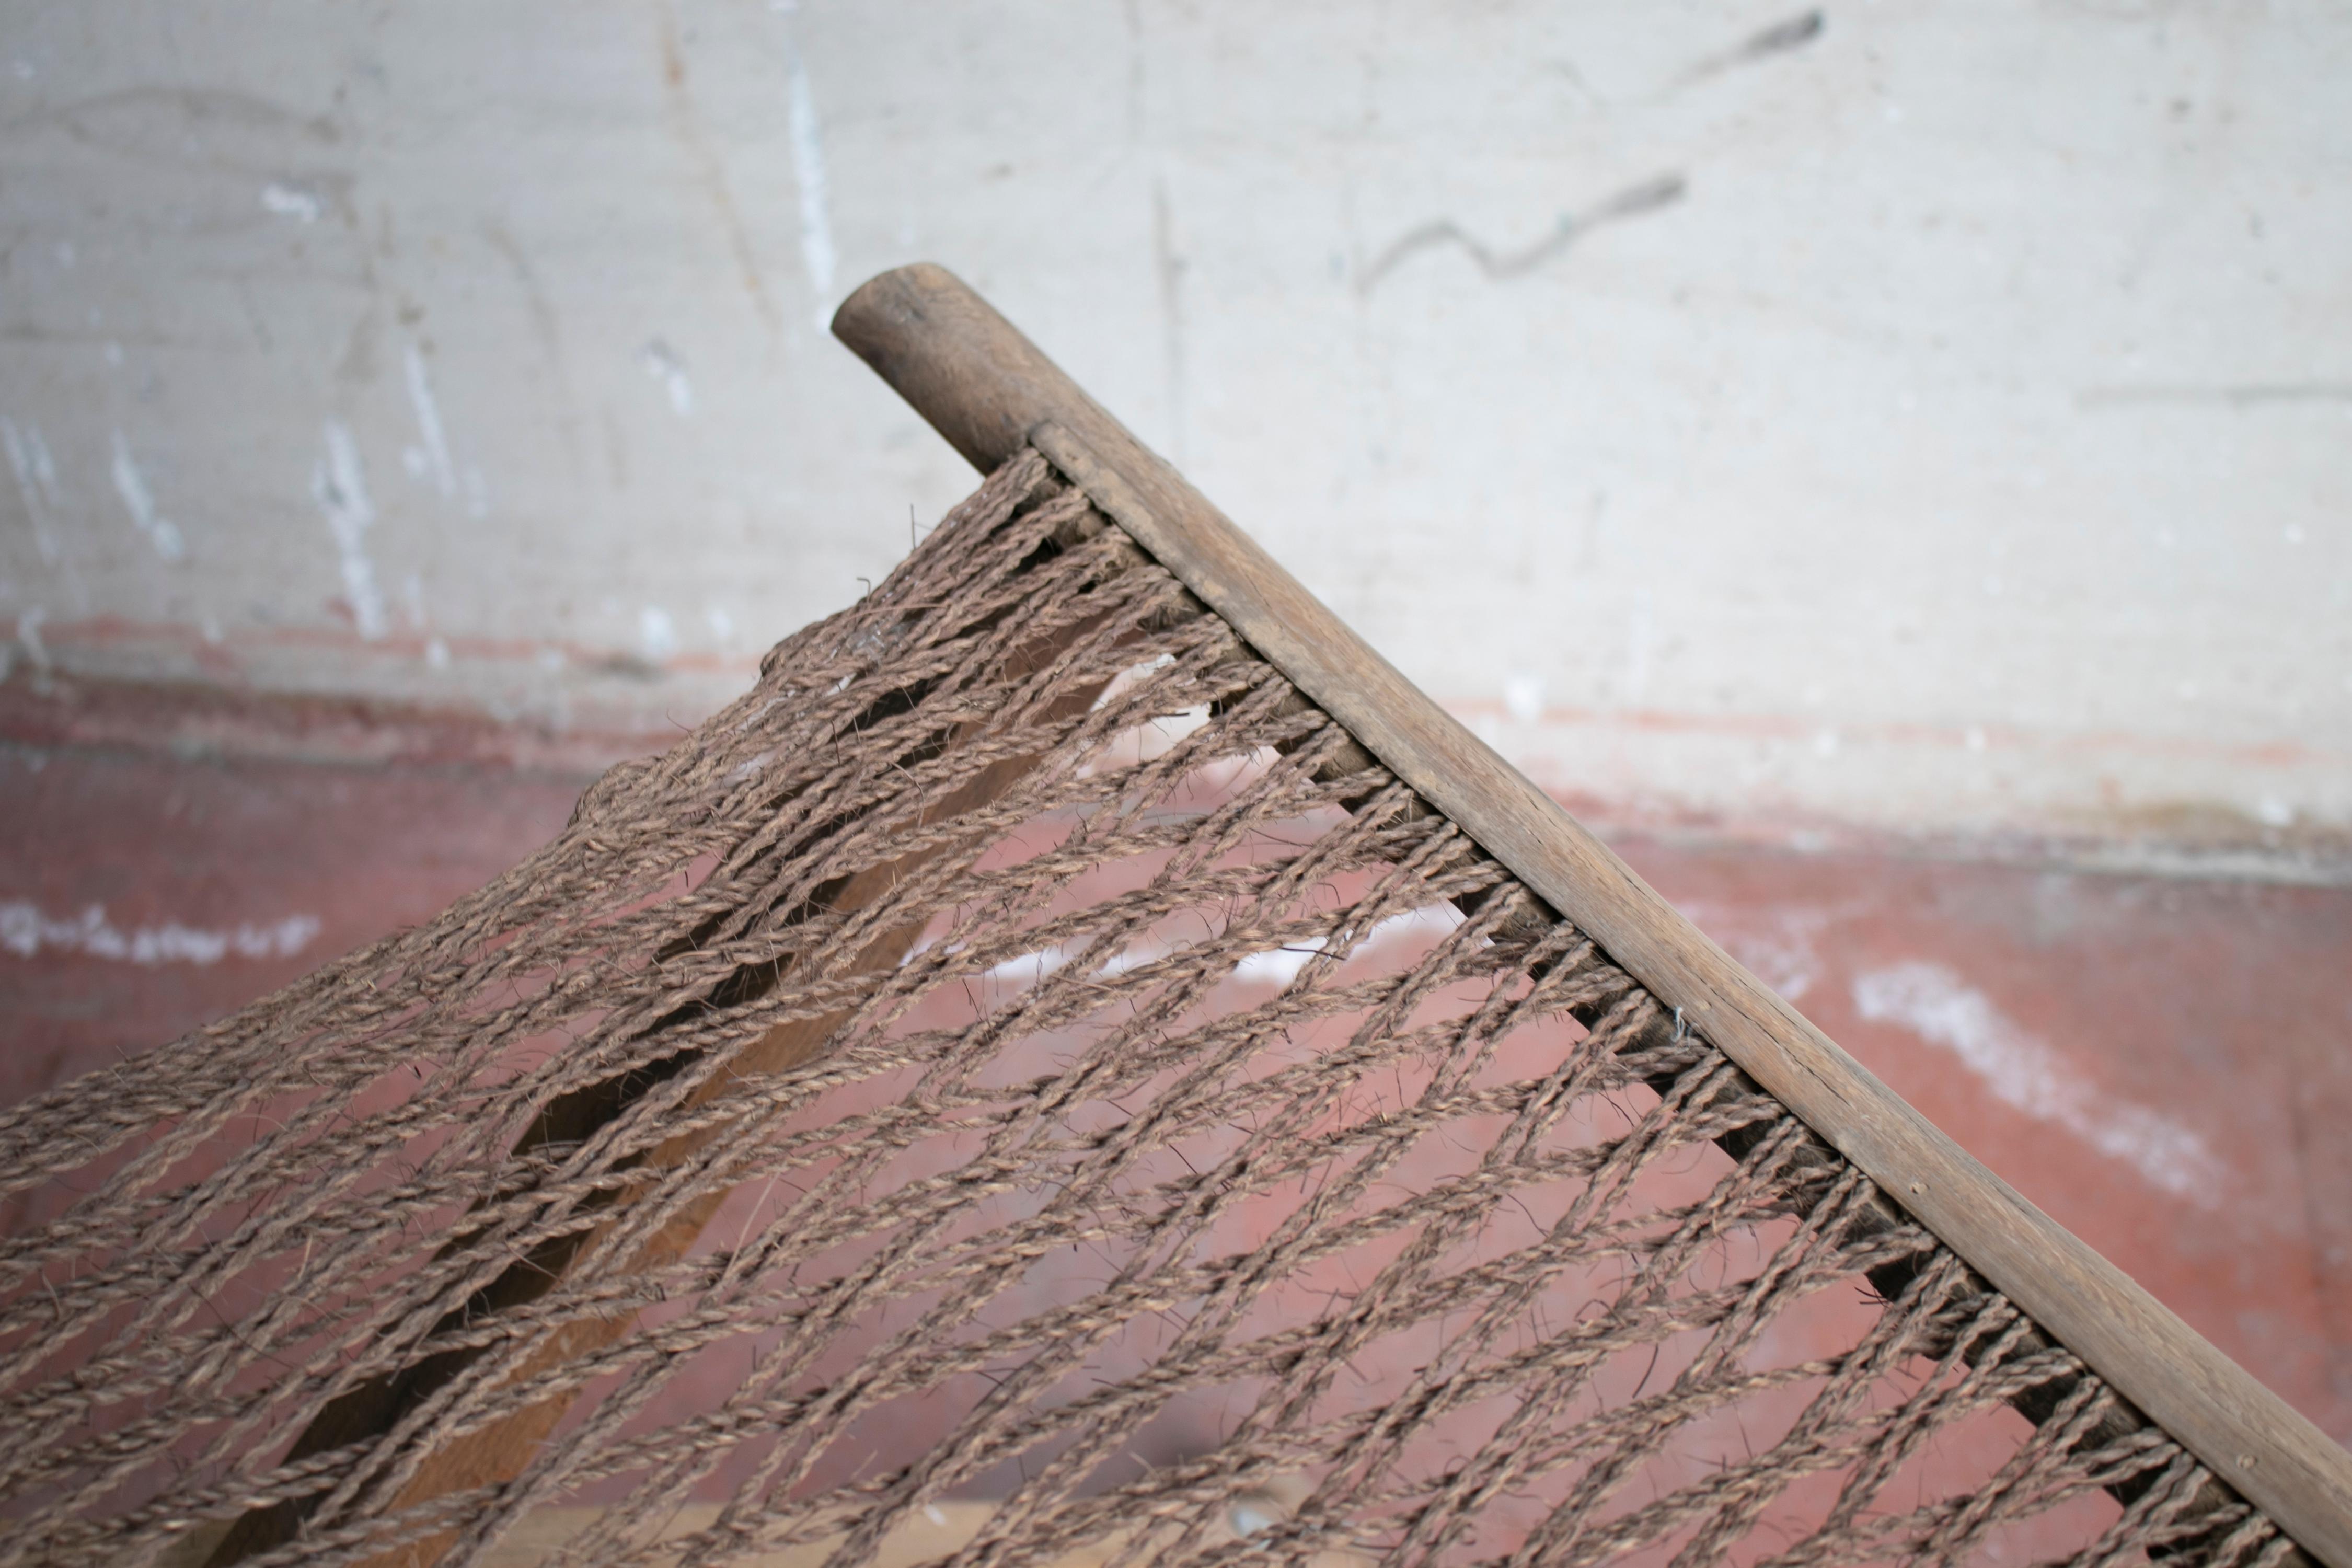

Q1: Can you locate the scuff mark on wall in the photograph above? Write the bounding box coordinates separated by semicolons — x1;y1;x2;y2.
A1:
1358;172;1686;295
481;220;586;471
108;431;186;562
401;342;458;501
18;85;341;166
656;0;781;337
1853;960;2229;1203
1;900;320;965
1670;10;1824;93
310;419;386;639
778;23;838;325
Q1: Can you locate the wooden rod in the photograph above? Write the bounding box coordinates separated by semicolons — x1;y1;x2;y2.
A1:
833;262;2352;1568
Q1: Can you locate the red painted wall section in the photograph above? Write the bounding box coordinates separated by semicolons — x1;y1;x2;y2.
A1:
4;679;2347;1450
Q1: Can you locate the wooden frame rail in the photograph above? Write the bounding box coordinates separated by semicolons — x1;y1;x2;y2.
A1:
832;261;2352;1568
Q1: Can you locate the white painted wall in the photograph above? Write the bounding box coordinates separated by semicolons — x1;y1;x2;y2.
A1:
2;2;2346;864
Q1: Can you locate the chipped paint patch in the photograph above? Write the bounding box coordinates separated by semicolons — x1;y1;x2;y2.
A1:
108;431;186;562
311;419;386;640
1853;960;2228;1202
1;901;320;965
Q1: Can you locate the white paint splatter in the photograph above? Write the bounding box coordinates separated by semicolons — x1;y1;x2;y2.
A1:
1623;588;1653;707
1233;904;1464;989
310;419;386;640
984;943;1073;987
402;343;457;501
640;339;694;417
639;604;676;660
976;906;1466;997
260;182;323;223
1852;961;2227;1203
780;31;838;324
108;431;186;562
1503;672;1545;724
1;901;320;966
1;416;63;564
1231;937;1329;988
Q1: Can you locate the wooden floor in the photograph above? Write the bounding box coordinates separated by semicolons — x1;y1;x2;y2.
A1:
5;674;2346;1457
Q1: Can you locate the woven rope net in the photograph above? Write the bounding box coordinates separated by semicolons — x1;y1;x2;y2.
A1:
0;452;2295;1568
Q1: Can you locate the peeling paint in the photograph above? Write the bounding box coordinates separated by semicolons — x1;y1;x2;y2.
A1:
1359;173;1685;294
1853;960;2228;1203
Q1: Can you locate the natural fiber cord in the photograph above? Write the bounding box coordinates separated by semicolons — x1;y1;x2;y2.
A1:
0;452;2293;1567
